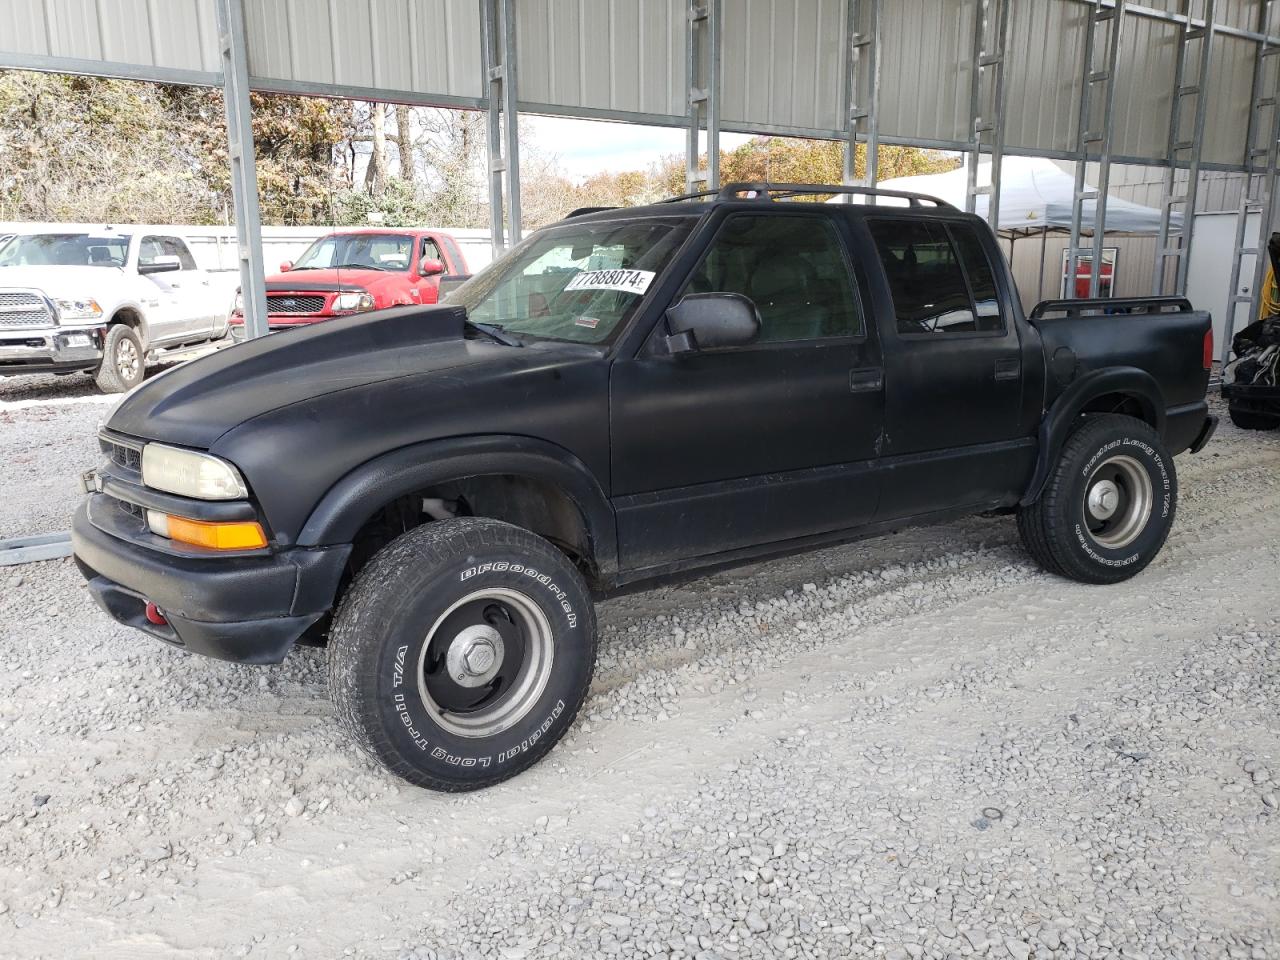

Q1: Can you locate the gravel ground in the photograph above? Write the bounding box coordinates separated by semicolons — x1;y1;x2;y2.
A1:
0;380;1277;959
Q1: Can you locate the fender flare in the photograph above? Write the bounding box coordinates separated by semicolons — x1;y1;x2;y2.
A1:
1020;366;1165;506
295;434;618;576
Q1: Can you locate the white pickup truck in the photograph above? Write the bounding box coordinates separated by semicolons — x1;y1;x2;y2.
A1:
0;229;230;392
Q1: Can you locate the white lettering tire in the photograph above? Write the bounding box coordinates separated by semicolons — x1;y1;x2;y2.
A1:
328;518;596;791
1017;414;1177;585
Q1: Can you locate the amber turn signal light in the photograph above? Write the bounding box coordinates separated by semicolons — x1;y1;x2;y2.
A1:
147;510;267;550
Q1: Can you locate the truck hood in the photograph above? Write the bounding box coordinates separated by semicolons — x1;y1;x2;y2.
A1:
0;264;123;294
264;267;395;288
108;304;482;448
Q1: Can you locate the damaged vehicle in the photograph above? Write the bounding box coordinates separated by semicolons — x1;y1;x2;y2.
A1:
72;183;1217;792
1223;317;1280;431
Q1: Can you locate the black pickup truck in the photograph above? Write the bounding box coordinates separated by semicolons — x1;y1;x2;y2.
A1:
72;183;1216;791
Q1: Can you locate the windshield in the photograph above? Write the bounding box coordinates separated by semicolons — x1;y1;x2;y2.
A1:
292;233;415;271
0;233;130;267
449;217;694;345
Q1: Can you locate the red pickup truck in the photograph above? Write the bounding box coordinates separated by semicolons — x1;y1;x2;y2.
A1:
229;228;470;339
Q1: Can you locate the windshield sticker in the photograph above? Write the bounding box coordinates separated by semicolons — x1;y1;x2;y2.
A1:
564;269;655;295
574;316;600;329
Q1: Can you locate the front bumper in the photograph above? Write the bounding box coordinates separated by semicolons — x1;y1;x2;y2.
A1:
72;500;351;664
0;325;104;374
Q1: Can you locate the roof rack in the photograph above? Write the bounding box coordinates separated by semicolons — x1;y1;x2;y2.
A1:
565;206;618;218
655;188;721;204
714;181;955;208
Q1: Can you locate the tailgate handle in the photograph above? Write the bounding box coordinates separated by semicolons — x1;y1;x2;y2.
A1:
994;357;1021;381
849;367;883;393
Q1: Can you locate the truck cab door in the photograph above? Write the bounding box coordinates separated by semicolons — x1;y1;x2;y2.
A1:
609;211;885;571
859;216;1035;521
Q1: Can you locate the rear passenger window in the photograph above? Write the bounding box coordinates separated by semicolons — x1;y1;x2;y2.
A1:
867;219;1003;335
949;223;1002;327
681;214;863;343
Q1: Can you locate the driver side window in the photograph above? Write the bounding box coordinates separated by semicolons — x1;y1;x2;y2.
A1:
679;214;863;343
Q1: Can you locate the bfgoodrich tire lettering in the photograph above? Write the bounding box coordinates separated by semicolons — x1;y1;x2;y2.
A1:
1017;414;1177;585
328;518;596;791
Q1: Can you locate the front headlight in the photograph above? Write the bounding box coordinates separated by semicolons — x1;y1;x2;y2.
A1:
55;297;103;321
333;291;375;313
141;443;249;500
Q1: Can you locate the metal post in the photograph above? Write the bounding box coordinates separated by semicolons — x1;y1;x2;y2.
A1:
685;1;720;193
965;0;1011;226
1087;0;1124;297
213;0;267;340
481;0;506;256
843;0;881;186
1153;0;1216;295
500;0;521;243
1067;0;1111;300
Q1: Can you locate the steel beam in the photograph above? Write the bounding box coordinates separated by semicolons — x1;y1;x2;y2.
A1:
843;0;881;186
1087;0;1124;298
500;0;521;244
685;1;721;193
214;0;267;341
965;0;1012;227
1154;0;1216;295
481;0;507;256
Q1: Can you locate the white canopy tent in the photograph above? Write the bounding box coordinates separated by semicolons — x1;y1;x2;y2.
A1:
859;156;1180;238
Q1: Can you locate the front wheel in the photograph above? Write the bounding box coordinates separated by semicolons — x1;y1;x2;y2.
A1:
1017;414;1177;584
328;518;596;791
94;324;145;393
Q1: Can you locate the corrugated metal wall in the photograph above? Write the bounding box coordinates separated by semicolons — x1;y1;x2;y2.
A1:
515;0;686;118
718;0;846;134
0;0;219;74
244;0;483;101
0;0;1270;170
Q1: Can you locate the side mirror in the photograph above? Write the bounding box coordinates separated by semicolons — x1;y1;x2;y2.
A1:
279;260;292;272
138;255;181;275
419;257;445;276
664;293;761;354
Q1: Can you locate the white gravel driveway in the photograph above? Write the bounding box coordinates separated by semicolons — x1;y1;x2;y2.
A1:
0;377;1277;959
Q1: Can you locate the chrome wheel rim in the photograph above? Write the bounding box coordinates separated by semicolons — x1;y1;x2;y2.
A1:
116;337;139;381
1083;454;1153;549
416;587;554;738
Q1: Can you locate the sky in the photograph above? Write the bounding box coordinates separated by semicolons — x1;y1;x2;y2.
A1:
522;114;756;180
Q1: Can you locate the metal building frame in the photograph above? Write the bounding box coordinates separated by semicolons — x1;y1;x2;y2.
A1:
685;1;721;194
1066;0;1126;299
965;0;1012;228
843;0;881;186
481;0;520;255
1154;0;1218;297
1;0;1279;343
213;0;267;340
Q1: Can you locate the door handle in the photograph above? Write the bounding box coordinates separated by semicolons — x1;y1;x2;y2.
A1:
849;367;883;393
994;358;1021;381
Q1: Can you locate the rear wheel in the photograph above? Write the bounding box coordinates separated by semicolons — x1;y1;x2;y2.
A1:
1017;414;1176;584
327;518;596;791
1228;405;1280;431
95;324;145;393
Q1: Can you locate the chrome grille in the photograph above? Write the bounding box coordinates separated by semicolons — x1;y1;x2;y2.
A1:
266;294;326;314
0;290;54;328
